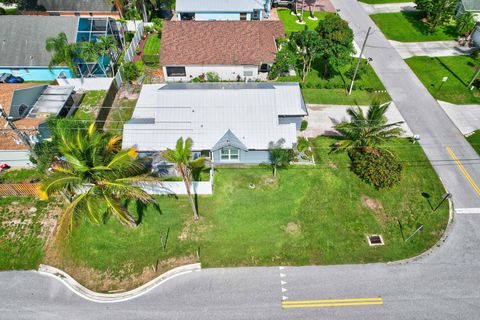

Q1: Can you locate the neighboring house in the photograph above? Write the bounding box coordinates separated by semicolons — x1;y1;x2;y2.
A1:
23;0;121;18
455;0;480;20
175;0;272;21
0;84;76;166
0;16;122;81
122;82;307;164
160;21;284;82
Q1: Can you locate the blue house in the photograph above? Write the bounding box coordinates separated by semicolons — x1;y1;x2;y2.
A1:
176;0;272;21
122;82;307;164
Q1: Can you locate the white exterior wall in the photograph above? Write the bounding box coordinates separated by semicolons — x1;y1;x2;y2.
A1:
139;181;213;195
56;78;113;91
163;65;260;82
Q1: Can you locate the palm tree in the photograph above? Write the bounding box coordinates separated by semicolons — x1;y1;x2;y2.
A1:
269;139;294;177
79;41;101;63
37;123;156;239
332;102;404;154
162;137;206;221
45;32;79;75
97;35;118;76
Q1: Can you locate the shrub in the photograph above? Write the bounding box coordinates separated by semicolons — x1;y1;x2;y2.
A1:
349;149;403;189
300;120;308;131
142;54;160;66
0;7;5;15
151;18;163;34
206;72;220;82
124;31;135;43
297;137;310;152
122;62;142;82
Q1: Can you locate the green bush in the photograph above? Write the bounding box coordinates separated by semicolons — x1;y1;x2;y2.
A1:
122;62;142;82
300;120;308;131
349;149;403;189
297;137;310;152
124;31;135;43
206;72;220;82
0;7;5;15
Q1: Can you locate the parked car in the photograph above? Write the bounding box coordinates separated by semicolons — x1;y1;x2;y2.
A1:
0;73;24;83
0;164;10;172
272;0;295;8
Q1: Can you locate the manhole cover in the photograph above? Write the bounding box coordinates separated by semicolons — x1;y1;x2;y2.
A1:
367;235;384;246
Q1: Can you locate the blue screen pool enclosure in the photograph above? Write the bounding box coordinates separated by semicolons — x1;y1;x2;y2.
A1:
74;17;123;78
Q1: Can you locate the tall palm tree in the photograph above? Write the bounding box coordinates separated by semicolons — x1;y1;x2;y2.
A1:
45;32;79;74
332;102;404;154
162;137;206;221
37;123;156;239
97;35;118;76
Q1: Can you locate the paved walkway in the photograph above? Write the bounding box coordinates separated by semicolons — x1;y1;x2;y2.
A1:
439;101;480;135
360;1;417;14
332;0;480;209
300;103;412;138
390;40;473;58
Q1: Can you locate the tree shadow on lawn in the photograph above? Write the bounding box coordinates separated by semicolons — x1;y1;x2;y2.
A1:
434;57;469;87
401;11;457;38
124;198;165;225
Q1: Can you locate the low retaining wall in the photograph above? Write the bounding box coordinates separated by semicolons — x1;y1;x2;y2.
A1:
38;263;201;303
56;78;114;91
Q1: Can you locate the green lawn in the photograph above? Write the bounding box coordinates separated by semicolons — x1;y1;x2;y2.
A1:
0;197;48;270
61;137;448;291
278;58;390;105
105;99;137;132
75;90;107;120
370;12;457;42
0;169;41;183
277;9;331;35
406;56;480;104
143;34;161;55
361;0;411;3
467;131;480;155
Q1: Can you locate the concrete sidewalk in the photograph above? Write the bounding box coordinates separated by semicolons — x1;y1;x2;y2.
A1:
300;103;412;138
390;40;473;58
360;1;417;14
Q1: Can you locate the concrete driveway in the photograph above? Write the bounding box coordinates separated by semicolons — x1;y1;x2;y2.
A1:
439;101;480;135
360;2;417;14
390;40;473;59
300;103;412;138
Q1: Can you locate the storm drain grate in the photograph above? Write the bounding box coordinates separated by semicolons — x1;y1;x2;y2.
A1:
367;235;384;246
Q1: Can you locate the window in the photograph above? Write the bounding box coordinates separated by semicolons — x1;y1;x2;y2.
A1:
166;66;186;77
240;13;247;20
221;148;239;161
243;70;253;77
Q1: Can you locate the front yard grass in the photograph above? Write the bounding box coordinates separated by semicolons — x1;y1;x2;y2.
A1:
278;58;390;105
467;131;480;155
277;9;331;35
406;56;480;104
370;11;457;42
59;137;448;291
0;197;49;270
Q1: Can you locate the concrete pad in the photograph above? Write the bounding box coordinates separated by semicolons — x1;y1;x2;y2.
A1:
360;2;417;14
300;103;413;138
438;101;480;135
390;40;473;59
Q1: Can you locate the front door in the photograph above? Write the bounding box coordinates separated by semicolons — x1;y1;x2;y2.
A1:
252;10;261;20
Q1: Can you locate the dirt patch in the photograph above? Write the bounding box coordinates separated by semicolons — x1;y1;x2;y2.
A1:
179;219;212;242
361;195;383;211
45;254;198;293
283;222;301;237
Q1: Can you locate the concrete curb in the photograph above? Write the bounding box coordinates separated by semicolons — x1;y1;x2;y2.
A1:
387;197;455;265
37;263;201;303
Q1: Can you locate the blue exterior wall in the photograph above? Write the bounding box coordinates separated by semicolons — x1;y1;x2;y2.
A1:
0;67;74;81
212;149;270;164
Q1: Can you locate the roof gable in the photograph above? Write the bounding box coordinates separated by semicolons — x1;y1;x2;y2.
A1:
212;130;249;151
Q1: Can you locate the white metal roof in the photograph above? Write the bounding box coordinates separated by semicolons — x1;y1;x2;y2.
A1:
176;0;264;12
122;82;306;151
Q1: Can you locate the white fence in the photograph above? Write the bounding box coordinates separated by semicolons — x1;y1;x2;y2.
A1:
138;166;215;195
56;78;113;91
113;21;145;88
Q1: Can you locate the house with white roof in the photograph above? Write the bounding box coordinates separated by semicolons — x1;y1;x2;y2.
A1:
175;0;272;21
122;82;307;164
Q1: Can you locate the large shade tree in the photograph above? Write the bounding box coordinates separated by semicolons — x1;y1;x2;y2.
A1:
37;123;156;239
332;102;404;154
415;0;457;33
162;137;206;221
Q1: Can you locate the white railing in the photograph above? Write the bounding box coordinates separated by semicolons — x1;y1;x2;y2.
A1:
113;21;145;87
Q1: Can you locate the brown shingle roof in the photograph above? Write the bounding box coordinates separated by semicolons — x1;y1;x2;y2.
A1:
0;84;44;151
160;21;285;66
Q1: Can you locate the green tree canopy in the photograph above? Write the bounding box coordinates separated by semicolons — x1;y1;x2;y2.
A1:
415;0;457;33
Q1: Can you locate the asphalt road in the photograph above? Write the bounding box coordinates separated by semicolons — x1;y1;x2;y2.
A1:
1;1;480;319
331;0;480;210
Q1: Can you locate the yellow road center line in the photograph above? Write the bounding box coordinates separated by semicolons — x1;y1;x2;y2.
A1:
282;297;383;305
282;301;384;309
446;146;480;196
